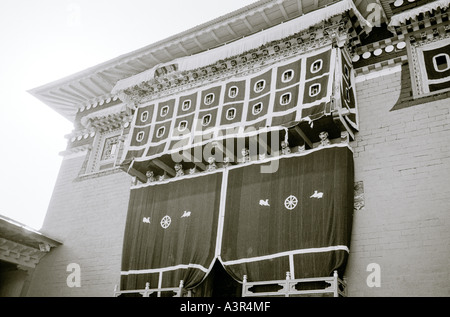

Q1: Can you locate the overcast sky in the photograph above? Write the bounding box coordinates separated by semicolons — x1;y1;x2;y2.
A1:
0;0;258;230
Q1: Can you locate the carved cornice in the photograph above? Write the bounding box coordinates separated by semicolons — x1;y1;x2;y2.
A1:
66;106;132;153
0;238;47;269
408;32;450;96
77;95;121;114
0;216;61;269
388;0;449;33
120;16;350;105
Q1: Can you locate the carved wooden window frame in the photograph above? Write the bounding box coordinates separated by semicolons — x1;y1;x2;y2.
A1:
252;102;263;115
202;114;212;126
181;100;191;111
281;69;294;83
204;93;215;106
408;36;450;98
309;83;321;97
226;107;236;120
310;59;323;74
280;92;292;105
85;129;122;174
228;86;238;98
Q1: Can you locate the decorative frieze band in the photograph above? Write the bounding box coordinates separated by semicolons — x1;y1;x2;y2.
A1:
119;17;350;105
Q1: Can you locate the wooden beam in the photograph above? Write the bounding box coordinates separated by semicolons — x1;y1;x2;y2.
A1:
297;0;303;15
102;67;135;79
60;86;91;101
226;24;238;37
193;36;206;51
152;159;175;177
133;57;151;69
128;166;147;183
95;72;116;87
332;108;355;141
43;93;79;107
260;10;271;26
209;29;221;44
293;126;313;148
278;3;289;20
180;151;206;171
177;42;190;55
47;92;82;106
54;88;86;103
148;52;162;64
243;17;254;32
119;62;145;74
163;47;175;60
88;78;112;93
212;141;237;164
78;80;103;96
257;133;272;156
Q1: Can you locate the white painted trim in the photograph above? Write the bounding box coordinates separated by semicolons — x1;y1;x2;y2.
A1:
160;105;169;117
253;79;266;93
309;83;321;97
251;102;263;115
215;169;228;258
181;99;192;111
432;53;450;73
388;0;450;29
281;69;295;83
310;58;323;74
156;126;166;138
280;92;292;105
140;110;149;123
130;143;353;189
355;64;402;83
289;253;295;279
228;86;239;99
61;148;89;160
226;107;237;121
121;262;209;275
204;93;215;106
113;0;371;94
220;245;350;266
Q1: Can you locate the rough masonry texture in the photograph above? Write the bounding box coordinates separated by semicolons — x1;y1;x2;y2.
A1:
27;156;131;296
347;66;450;296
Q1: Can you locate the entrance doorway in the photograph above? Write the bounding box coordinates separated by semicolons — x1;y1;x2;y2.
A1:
193;261;241;297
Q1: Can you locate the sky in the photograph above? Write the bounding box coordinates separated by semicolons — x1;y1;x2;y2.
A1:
0;0;259;230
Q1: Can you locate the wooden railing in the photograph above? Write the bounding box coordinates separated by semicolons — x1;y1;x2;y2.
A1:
114;280;184;297
242;271;346;297
114;271;347;297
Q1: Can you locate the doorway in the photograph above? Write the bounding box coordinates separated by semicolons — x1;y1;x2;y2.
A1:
192;260;241;297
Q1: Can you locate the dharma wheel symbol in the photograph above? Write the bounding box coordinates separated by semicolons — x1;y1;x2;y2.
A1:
284;195;298;210
160;215;171;229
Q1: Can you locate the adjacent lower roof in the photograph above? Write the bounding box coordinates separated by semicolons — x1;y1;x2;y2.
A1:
0;215;62;268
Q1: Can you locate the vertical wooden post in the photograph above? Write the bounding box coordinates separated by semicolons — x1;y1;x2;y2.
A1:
242;275;248;296
333;271;338;297
142;282;150;297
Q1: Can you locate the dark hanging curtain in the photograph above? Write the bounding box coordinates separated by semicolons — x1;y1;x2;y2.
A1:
120;173;223;290
220;146;354;282
120;146;354;292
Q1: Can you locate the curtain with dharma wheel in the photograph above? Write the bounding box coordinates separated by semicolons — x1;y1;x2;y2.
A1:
120;173;223;290
120;145;354;291
220;145;354;282
119;39;358;292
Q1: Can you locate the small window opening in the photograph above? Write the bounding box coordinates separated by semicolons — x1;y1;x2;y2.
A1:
309;84;321;97
311;59;323;73
252;103;263;115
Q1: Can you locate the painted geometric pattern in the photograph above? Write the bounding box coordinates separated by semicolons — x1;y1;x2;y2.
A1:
123;46;348;163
